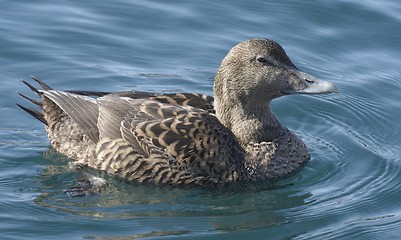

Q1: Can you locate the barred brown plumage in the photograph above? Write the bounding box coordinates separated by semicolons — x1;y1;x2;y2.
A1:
17;38;338;186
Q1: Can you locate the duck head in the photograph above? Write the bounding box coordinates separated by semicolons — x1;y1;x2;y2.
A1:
214;38;338;104
213;38;338;140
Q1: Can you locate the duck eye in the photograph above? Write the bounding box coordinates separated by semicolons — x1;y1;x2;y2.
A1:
257;57;267;63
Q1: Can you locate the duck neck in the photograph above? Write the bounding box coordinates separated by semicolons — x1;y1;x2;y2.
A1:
214;96;286;145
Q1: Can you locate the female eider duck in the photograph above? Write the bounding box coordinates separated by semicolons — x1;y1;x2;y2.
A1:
18;38;338;186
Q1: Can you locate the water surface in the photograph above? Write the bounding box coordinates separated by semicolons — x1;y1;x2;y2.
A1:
1;0;401;239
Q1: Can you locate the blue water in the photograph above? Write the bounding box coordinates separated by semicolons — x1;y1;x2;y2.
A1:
2;0;401;239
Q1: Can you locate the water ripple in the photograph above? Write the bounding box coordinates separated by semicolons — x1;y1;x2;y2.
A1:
2;0;401;239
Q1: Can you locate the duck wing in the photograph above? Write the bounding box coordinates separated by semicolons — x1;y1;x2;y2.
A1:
40;90;214;144
18;77;243;185
95;95;245;185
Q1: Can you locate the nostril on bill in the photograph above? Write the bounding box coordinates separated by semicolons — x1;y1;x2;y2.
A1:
305;78;315;84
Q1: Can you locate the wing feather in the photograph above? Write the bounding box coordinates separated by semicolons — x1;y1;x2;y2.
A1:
43;89;242;184
119;101;245;183
43;90;99;143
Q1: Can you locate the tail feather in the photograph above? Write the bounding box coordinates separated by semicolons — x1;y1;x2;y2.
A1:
17;76;52;125
17;91;43;107
16;103;47;125
21;80;43;97
31;75;53;90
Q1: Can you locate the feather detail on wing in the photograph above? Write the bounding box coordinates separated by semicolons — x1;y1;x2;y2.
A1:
119;100;245;183
95;94;244;184
150;93;214;113
43;90;99;143
20;81;243;184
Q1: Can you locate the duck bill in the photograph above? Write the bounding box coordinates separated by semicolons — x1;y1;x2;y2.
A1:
282;70;339;95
